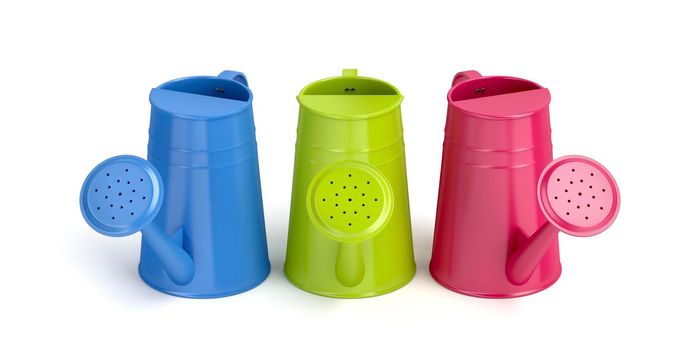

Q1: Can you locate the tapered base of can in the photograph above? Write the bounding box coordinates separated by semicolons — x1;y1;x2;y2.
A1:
284;266;415;299
429;268;561;299
138;263;271;299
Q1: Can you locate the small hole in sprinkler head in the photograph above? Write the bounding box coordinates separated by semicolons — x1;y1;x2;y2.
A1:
118;192;122;196
592;195;596;199
330;216;334;219
362;203;365;207
127;181;130;184
589;185;593;189
140;178;143;182
354;211;357;214
366;216;370;219
556;178;560;182
362;193;365;196
131;212;134;216
348;198;352;202
577;205;580;209
565;189;568;193
580;179;584;183
367;181;370;184
120;205;123;209
600;206;604;210
348;222;352;226
571;169;575;172
570;181;573;184
554;196;558;200
348;174;352;177
110;204;113;207
374;198;378;202
106;173;110;176
343;211;346;214
585;216;589;220
335;193;338;196
567;199;571;203
125;169;129;172
590;173;594;176
96;207;100;210
322;198;326;201
142;196;146;200
104;195;108;199
330;181;334;184
132;189;135;193
94;189;98;192
602;188;606;192
129;200;133;203
343;186;346;189
108;186;111;189
587;204;591;207
335;204;338;207
112;216;115;220
578;192;582;196
566;212;570;215
117;179;120;183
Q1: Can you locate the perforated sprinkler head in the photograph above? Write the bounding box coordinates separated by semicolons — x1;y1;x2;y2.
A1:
80;155;163;237
307;162;394;243
538;155;620;237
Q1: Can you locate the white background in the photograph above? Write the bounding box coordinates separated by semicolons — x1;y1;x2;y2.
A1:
1;0;698;348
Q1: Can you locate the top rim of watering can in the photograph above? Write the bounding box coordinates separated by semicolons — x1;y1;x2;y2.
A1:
297;69;403;120
150;74;253;120
447;74;550;120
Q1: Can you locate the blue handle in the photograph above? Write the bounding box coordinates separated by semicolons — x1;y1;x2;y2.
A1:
218;70;248;86
141;223;195;285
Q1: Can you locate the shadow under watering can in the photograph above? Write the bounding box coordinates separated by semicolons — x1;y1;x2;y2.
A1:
430;70;620;298
285;69;416;298
80;71;270;298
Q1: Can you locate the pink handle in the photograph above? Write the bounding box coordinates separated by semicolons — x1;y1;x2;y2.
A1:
452;70;482;86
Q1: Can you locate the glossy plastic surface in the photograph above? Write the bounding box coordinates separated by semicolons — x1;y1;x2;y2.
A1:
80;155;194;285
506;155;620;285
285;69;415;298
80;155;163;237
307;161;393;243
430;70;562;298
538;155;620;237
139;70;270;298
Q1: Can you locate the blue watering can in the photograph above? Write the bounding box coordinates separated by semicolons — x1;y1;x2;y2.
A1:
80;71;270;298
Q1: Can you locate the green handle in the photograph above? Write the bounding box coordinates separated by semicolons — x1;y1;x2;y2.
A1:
342;68;358;77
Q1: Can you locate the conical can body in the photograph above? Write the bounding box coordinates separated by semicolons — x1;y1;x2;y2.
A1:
430;71;562;298
139;71;270;298
285;69;415;298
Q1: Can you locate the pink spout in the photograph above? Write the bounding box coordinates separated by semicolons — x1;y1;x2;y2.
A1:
507;155;621;286
506;223;560;286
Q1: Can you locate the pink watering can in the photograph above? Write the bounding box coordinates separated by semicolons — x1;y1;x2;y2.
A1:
430;70;621;298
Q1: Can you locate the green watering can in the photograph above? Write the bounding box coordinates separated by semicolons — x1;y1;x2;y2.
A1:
284;69;416;298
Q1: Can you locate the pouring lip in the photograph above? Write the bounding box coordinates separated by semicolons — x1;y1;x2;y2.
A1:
297;74;403;120
447;75;549;120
